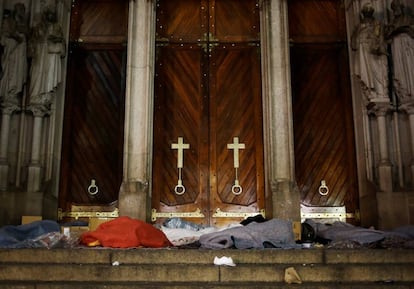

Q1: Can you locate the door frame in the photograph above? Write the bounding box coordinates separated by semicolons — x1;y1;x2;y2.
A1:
118;0;301;222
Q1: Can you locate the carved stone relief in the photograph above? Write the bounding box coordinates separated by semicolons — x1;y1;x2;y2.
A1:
0;0;69;225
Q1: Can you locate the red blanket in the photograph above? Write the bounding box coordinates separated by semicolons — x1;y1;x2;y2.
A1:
81;216;172;248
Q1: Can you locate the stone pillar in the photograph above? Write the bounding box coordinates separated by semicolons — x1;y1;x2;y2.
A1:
118;0;155;221
262;0;301;221
0;106;18;190
369;101;405;229
368;102;393;192
400;101;414;182
27;106;48;192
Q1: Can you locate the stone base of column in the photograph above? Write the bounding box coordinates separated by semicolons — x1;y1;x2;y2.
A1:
411;164;414;186
0;163;9;191
24;191;44;216
378;163;393;192
0;191;13;226
118;180;149;221
0;190;44;225
42;191;58;221
27;164;42;192
271;179;301;222
358;180;379;228
376;191;409;230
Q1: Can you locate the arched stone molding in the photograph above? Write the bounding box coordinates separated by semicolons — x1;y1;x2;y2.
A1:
119;0;301;222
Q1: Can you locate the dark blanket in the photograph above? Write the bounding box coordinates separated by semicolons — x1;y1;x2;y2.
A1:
306;220;414;248
0;220;60;248
199;219;298;249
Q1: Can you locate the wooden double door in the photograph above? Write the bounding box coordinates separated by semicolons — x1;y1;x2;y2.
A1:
151;0;265;226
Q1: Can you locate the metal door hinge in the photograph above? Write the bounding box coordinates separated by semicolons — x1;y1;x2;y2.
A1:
151;208;205;222
212;208;265;219
57;208;119;220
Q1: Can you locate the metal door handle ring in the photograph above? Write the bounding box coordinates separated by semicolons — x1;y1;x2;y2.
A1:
174;184;186;195
88;179;99;196
318;180;329;196
231;184;242;195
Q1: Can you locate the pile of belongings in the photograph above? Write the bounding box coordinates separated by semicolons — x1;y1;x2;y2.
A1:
160;217;414;249
2;215;414;249
0;217;172;249
160;215;301;249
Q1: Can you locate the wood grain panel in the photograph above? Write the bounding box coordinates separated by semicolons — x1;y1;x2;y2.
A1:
153;45;208;207
60;46;126;209
71;0;128;43
288;0;347;43
156;0;207;43
291;44;358;210
213;0;260;42
210;44;263;207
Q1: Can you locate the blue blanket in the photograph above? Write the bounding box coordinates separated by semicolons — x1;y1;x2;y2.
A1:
0;220;60;248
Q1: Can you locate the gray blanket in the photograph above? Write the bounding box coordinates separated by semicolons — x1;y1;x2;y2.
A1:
199;219;297;249
307;220;414;248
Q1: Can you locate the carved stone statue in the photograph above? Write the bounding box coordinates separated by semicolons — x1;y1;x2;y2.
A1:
28;7;65;107
0;3;28;106
351;2;389;101
387;0;414;102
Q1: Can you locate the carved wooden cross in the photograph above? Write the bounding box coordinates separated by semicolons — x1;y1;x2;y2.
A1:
227;137;245;195
227;137;245;169
171;137;190;195
171;137;190;169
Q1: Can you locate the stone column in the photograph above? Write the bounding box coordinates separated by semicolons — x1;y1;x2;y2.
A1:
0;105;18;190
399;101;414;181
27;106;48;192
262;0;301;221
118;0;155;221
368;101;393;192
374;101;409;229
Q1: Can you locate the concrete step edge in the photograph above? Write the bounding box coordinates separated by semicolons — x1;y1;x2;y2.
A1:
1;248;414;265
1;263;414;283
1;281;414;289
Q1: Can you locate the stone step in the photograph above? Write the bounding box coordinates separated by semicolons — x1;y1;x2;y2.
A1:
2;248;414;264
1;263;413;282
0;283;414;289
1;248;414;288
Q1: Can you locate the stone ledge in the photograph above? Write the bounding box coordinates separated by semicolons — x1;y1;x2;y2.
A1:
1;263;414;283
1;282;414;289
2;248;414;265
